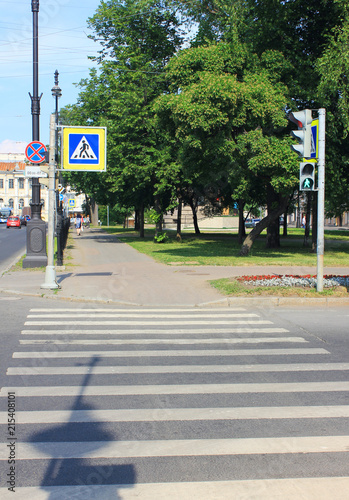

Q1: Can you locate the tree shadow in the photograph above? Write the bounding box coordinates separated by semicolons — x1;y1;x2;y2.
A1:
28;356;136;498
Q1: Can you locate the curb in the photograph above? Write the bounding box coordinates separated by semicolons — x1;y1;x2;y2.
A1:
1;287;349;308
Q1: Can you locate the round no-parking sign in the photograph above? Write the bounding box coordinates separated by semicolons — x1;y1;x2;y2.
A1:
25;141;47;164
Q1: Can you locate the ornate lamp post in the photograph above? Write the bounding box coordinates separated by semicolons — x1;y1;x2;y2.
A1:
23;0;47;268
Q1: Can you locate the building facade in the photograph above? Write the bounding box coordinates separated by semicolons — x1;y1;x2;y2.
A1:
0;160;49;220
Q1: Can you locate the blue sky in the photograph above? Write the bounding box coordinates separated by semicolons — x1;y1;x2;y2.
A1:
0;0;102;153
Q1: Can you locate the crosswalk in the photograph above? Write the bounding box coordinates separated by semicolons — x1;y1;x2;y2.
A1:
1;306;349;499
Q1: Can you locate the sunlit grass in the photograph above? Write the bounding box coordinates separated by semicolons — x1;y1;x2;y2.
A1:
102;226;349;267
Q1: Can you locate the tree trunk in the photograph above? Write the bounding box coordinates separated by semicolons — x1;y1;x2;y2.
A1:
312;194;318;252
282;210;288;237
238;199;246;244
176;198;182;242
154;198;163;236
303;192;312;247
266;217;280;248
240;196;289;256
266;188;280;248
90;199;98;226
139;203;145;238
189;197;200;234
134;209;140;231
296;193;301;228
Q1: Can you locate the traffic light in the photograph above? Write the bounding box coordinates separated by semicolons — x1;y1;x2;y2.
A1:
299;162;316;191
288;109;313;158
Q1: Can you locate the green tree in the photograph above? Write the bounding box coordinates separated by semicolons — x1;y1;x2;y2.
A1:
155;40;298;251
317;17;349;220
61;0;184;235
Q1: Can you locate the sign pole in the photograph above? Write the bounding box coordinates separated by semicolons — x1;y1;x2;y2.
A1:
41;114;59;289
316;108;326;292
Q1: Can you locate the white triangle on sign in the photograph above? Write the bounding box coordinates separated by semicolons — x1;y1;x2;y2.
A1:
70;136;97;160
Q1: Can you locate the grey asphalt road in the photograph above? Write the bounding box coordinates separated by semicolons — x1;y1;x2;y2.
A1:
0;296;348;499
0;224;26;274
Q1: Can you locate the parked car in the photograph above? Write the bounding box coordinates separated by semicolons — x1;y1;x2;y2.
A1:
0;216;7;224
7;216;21;229
244;219;255;228
245;218;261;228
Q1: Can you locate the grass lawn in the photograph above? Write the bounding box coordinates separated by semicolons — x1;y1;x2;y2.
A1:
102;226;349;267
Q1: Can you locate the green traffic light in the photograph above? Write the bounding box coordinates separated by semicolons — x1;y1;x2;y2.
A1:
302;178;314;189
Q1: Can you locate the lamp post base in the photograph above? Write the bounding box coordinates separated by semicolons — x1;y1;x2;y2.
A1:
22;219;48;268
41;265;60;289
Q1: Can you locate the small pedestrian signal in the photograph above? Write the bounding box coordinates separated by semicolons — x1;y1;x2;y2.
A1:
70;136;97;160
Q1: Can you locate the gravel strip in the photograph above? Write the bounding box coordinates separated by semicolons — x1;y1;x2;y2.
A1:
237;275;349;288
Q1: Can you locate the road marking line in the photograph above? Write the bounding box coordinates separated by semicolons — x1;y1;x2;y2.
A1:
24;320;273;326
20;327;286;335
1;381;349;398
7;362;345;376
1;478;349;500
12;348;328;358
1;406;349;424
29;308;246;313
19;336;306;345
1;435;349;459
27;313;257;319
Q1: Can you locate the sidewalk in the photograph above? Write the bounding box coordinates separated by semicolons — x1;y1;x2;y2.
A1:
0;227;348;307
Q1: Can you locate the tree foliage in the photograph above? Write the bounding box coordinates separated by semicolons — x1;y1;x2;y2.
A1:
61;0;349;247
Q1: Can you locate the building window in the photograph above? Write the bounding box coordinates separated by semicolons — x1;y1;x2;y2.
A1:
18;178;24;189
0;180;3;188
9;179;14;189
19;199;24;209
8;199;14;208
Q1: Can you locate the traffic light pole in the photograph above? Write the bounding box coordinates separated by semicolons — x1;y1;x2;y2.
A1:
41;114;59;289
316;108;326;292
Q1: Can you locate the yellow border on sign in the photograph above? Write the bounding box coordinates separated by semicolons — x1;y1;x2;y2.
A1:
311;118;319;159
61;126;106;172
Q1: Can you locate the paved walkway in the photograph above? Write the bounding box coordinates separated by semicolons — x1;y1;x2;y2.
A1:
0;227;348;307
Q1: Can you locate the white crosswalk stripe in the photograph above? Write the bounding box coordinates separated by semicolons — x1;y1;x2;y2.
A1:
12;347;329;358
1;405;349;424
1;307;348;499
2;435;349;460
2;478;349;500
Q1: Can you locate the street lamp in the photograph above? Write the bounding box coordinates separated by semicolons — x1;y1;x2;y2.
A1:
51;70;62;164
51;70;64;266
23;0;47;268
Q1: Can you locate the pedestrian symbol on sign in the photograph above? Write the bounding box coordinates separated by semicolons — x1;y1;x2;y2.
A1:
70;136;97;160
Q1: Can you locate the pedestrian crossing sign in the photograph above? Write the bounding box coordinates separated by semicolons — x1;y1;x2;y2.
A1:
61;126;107;171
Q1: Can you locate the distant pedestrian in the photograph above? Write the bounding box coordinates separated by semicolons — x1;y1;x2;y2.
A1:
75;213;83;236
302;216;306;228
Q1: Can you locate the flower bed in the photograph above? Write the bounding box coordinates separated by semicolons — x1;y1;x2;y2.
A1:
236;274;349;288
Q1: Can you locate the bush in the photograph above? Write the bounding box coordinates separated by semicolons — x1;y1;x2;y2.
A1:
154;232;169;243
